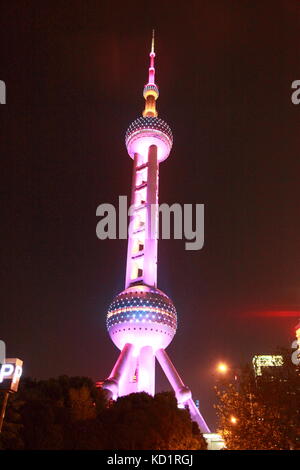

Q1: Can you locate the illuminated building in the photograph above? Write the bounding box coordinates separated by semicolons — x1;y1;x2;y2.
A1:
101;32;210;434
252;355;283;377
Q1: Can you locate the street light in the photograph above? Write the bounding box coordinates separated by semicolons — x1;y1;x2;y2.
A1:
230;416;237;425
215;362;239;382
217;362;229;374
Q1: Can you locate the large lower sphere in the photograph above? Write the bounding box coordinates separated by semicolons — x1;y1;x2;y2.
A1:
106;285;177;352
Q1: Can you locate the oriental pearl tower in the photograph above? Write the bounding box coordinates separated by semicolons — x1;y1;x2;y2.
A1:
102;32;210;434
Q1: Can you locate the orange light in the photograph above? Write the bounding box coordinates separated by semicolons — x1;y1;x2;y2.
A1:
230;416;237;424
217;362;229;374
142;108;158;118
143;89;159;100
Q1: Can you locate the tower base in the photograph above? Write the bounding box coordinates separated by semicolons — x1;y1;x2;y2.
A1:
102;342;210;434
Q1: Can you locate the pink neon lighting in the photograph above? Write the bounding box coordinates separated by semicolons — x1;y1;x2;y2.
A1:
101;33;211;435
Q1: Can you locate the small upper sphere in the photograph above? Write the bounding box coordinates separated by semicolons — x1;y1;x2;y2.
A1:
106;284;177;352
143;84;159;100
125;117;173;163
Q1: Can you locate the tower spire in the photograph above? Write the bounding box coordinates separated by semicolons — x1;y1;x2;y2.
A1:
143;30;159;117
151;28;155;54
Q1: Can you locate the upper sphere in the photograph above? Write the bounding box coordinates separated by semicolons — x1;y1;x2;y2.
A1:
143;84;159;100
106;284;177;352
125;117;173;162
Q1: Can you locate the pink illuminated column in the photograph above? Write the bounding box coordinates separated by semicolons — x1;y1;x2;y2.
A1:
143;145;158;287
156;348;210;433
125;152;140;289
125;144;159;289
156;348;191;404
137;345;155;395
119;353;138;396
102;343;134;399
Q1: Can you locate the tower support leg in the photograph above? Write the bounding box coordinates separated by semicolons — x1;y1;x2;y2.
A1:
155;348;210;433
137;345;155;395
119;353;138;397
102;343;134;400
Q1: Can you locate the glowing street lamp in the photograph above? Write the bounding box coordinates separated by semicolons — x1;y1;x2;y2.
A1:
230;416;237;425
215;362;239;382
217;362;229;374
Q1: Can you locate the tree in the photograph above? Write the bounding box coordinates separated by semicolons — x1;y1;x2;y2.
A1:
68;385;97;421
0;378;207;450
215;350;300;450
1;376;107;449
100;391;207;450
0;392;24;450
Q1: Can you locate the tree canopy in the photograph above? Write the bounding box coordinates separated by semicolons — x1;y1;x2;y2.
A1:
215;348;300;450
0;377;206;450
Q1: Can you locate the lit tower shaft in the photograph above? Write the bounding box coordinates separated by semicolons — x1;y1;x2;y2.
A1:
102;33;210;434
125;31;161;289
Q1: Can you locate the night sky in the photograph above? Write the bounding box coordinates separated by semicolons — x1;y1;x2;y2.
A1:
1;0;300;428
